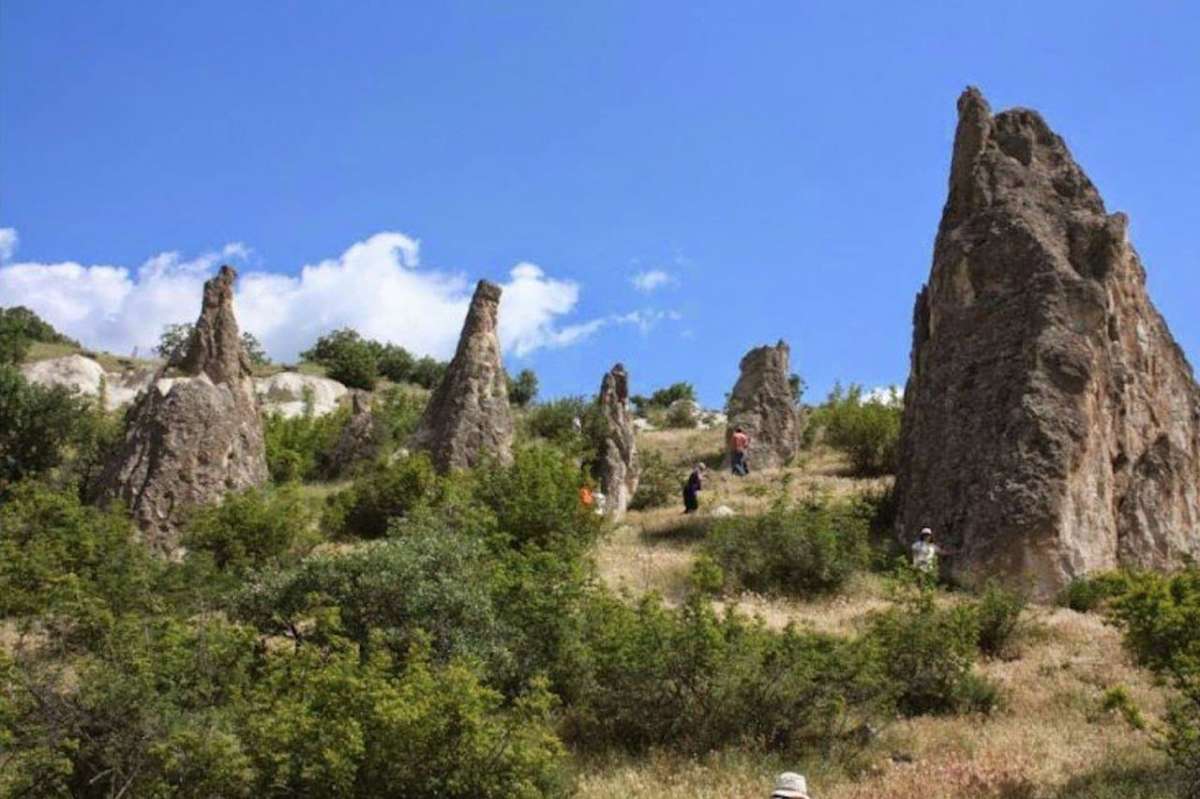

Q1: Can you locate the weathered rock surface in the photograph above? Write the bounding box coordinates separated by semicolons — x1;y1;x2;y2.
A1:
596;363;639;519
409;280;513;471
325;390;385;477
22;355;156;410
254;372;349;418
896;87;1200;597
94;266;268;551
725;340;801;469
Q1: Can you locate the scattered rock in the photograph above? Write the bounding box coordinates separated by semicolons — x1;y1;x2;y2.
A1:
596;363;639;519
632;417;657;433
21;354;156;410
409;280;513;471
254;371;348;418
896;87;1200;597
725;340;802;469
325;390;385;477
712;505;736;518
94;266;268;552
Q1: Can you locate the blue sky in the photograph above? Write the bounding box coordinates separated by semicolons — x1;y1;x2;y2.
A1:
2;2;1198;406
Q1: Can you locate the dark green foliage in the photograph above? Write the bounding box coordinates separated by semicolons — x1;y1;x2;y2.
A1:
558;592;888;755
788;372;806;405
663;399;698;429
520;397;609;473
973;581;1027;658
866;586;994;716
374;385;426;445
183;486;312;572
301;329;446;390
0;306;77;364
509;368;539;407
808;383;901;475
263;403;349;483
0;482;156;622
0;365;95;494
629;449;678;510
702;495;872;596
322;454;439;538
630;381;696;414
0;616;567;799
235;529;506;669
1059;571;1132;613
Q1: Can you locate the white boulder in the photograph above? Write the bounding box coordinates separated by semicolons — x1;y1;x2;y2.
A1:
254;372;349;418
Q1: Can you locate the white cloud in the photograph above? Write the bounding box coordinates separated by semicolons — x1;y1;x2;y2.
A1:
630;269;675;293
0;230;607;362
0;228;17;262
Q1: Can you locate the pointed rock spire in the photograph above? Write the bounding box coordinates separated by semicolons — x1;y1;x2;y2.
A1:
409;280;513;471
724;340;801;469
94;266;267;551
896;88;1200;596
596;363;639;519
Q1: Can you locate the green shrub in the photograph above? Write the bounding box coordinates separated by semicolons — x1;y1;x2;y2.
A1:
235;529;507;669
508;368;539;407
374;386;426;445
702;494;871;596
972;581;1027;658
631;382;696;415
808;383;901;475
263;402;350;483
629;449;678;511
301;328;378;390
558;592;888;755
866;587;993;716
322;454;439;538
664;400;698;429
1099;685;1146;730
0;365;95;494
687;555;725;596
1059;571;1131;613
183;485;312;571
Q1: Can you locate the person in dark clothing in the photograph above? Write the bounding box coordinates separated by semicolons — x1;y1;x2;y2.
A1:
683;463;706;513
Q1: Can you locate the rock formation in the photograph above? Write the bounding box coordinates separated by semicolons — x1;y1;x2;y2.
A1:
255;372;349;418
409;280;513;471
325;390;384;477
725;340;801;469
94;266;268;551
895;87;1200;597
596;363;639;519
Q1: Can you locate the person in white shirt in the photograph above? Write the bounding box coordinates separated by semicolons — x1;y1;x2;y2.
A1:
911;527;941;574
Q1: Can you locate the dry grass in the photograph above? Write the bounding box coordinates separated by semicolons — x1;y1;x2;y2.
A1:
581;430;1181;798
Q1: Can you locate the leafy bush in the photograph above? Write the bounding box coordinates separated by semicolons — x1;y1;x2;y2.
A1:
972;581;1027;658
0;481;156;621
236;528;507;669
374;386;427;445
1059;571;1131;613
558;592;888;755
376;342;415;382
0;365;97;494
809;383;901;475
629;449;678;511
0;306;77;364
866;586;994;716
509;368;539;407
322;454;439;538
702;494;872;596
630;381;696;413
263;403;349;483
664;400;698;429
300;328;378;389
183;485;312;571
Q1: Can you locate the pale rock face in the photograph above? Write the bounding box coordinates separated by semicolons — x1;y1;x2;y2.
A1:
896;87;1200;597
21;355;154;411
409;280;513;472
596;363;640;520
94;266;268;552
254;372;349;418
725;340;801;469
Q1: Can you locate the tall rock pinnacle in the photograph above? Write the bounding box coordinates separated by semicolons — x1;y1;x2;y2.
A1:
725;340;801;469
596;363;639;519
94;266;268;551
409;280;514;471
895;87;1200;596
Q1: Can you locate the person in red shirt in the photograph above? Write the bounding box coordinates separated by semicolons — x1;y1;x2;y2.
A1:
730;426;750;476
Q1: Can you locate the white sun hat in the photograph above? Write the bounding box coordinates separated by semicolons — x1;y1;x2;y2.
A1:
771;772;810;799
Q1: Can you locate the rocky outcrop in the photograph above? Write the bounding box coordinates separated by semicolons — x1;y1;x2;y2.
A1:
20;355;148;410
325;390;385;477
255;372;349;418
94;266;268;551
896;87;1200;597
409;280;513;471
596;363;639;519
725;340;801;469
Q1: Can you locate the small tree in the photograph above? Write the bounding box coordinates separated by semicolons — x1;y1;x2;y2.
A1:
508;368;539;408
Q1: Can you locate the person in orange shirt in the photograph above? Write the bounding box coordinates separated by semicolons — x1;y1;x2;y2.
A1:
730;426;750;476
